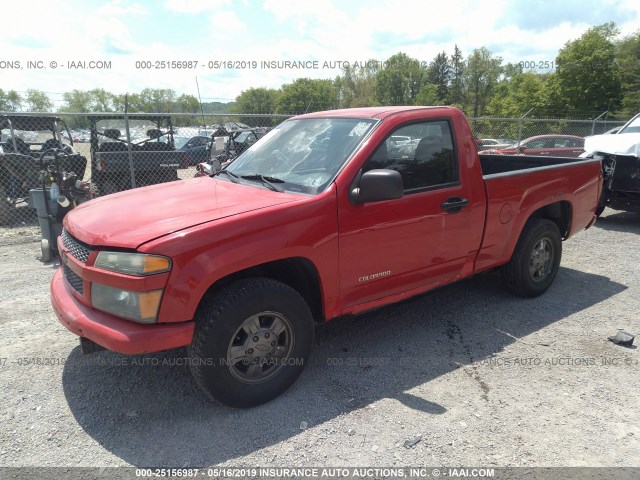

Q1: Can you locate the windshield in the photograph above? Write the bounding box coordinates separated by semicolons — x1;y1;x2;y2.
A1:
225;118;376;194
618;114;640;134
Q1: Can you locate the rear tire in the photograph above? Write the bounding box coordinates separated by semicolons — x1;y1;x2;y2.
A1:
501;218;562;297
188;278;314;408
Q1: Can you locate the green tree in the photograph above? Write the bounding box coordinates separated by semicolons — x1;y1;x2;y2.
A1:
5;90;22;112
231;87;281;126
415;83;440;105
89;88;116;112
276;78;338;114
175;94;200;114
485;72;548;117
335;60;380;107
132;88;177;112
232;87;280;114
616;30;640;116
427;51;451;102
449;45;465;106
375;52;425;105
554;22;622;115
463;47;502;116
62;89;93;113
0;89;18;111
25;89;53;112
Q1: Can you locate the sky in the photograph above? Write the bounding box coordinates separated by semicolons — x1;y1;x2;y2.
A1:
2;0;639;109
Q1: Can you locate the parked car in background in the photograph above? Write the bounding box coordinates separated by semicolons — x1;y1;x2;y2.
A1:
483;135;585;157
175;135;211;168
615;112;640;135
478;138;516;150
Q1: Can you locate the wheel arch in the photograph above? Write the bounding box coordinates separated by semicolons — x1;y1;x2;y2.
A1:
198;257;326;324
527;200;572;239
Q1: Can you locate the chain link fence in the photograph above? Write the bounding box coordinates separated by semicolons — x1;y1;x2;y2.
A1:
0;111;627;233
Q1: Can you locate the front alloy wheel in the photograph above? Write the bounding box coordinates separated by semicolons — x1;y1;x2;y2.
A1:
227;311;294;384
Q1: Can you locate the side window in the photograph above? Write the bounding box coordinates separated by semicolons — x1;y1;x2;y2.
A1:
364;120;458;191
526;139;547;149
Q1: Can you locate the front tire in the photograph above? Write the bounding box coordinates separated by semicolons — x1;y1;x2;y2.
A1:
188;278;314;408
501;218;562;297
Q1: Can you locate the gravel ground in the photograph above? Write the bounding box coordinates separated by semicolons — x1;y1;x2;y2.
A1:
0;209;638;469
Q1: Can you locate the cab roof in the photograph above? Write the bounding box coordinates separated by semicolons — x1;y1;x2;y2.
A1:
294;106;451;120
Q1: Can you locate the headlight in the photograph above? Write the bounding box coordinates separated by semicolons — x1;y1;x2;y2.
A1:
91;284;163;323
94;252;171;276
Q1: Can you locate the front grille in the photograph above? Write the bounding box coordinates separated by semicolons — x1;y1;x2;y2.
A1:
63;264;84;294
61;229;91;263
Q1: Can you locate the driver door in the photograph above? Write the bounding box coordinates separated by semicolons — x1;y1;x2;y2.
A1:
338;119;482;309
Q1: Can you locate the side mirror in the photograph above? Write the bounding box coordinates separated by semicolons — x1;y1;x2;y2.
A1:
351;169;404;204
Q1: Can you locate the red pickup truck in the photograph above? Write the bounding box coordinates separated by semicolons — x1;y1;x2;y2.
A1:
51;106;602;407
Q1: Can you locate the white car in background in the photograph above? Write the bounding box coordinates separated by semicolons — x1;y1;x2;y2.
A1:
582;113;640;157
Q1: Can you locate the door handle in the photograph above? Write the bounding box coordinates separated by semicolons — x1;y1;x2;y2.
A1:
441;197;468;213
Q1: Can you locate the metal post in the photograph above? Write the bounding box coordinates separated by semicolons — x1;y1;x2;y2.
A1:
518;108;534;149
591;110;608;135
124;94;136;189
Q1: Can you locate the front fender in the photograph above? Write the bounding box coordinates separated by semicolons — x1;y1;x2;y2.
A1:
139;188;340;324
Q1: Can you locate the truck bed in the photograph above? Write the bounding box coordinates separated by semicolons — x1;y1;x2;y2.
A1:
475;154;602;273
478;154;586;177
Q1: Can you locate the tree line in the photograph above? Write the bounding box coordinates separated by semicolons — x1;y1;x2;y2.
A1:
1;22;638;125
235;23;638;120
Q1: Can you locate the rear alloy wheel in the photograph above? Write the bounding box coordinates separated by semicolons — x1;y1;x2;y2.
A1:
502;218;562;297
188;278;313;408
528;237;554;282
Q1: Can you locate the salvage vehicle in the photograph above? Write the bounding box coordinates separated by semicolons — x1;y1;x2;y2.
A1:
89;114;180;195
582;113;640;215
51;106;602;408
0;115;86;224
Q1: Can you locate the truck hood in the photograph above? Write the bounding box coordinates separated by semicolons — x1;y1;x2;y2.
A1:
583;133;640;157
64;178;303;249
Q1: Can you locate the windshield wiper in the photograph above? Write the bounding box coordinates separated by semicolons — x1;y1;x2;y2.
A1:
239;174;285;192
214;169;239;183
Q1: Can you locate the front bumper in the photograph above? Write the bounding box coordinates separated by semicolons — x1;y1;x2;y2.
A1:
51;268;194;354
